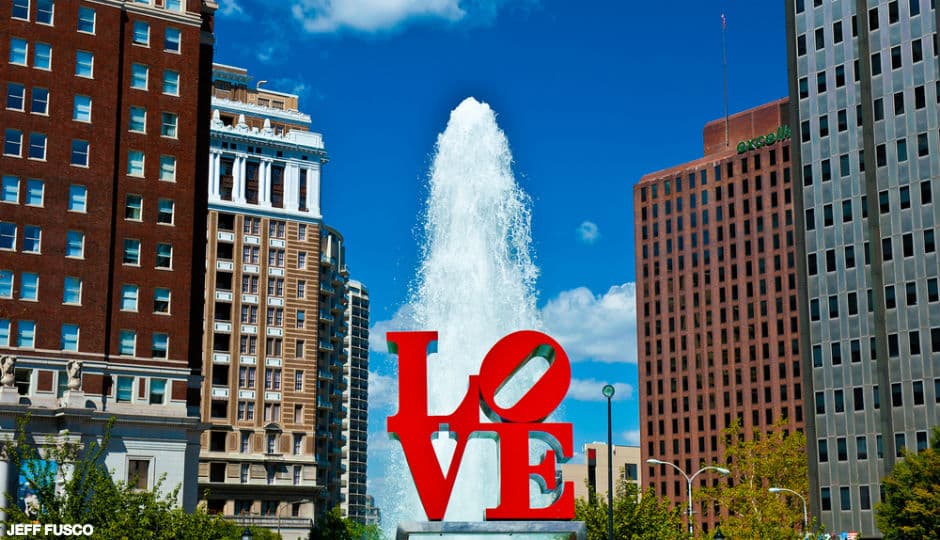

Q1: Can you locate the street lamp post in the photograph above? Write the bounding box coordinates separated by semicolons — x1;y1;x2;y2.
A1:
602;384;616;540
769;487;809;539
646;458;730;538
276;498;313;537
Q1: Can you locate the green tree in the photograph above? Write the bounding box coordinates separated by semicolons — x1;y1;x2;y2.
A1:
699;419;809;540
309;507;382;540
2;415;274;540
875;427;940;539
575;477;685;540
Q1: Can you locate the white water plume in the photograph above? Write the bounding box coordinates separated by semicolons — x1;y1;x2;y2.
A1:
382;97;562;537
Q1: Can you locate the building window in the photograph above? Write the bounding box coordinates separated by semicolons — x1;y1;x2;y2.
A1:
36;0;53;24
20;272;38;301
149;378;166;404
71;140;89;167
157;199;174;225
61;324;79;351
121;284;138;311
165;0;183;11
30;87;48;114
9;38;28;65
164;28;181;52
33;43;51;70
0;270;12;297
73;95;91;122
0;175;20;204
125;194;142;221
22;225;40;253
78;6;95;33
127;150;145;177
132;21;150;46
119;330;136;356
17;320;35;348
63;276;81;305
131;63;148;89
152;333;168;358
0;319;9;347
12;0;29;20
25;179;42;206
0;223;15;250
155;243;172;269
294;370;303;391
153;288;170;314
65;231;84;258
129;106;146;132
28;133;46;160
116;376;133;402
297;280;305;298
75;51;93;77
296;311;305;329
4;129;22;156
123;239;140;265
162;70;179;96
7;82;25;111
159;155;176;181
266;433;277;454
127;459;150;489
160;112;177;138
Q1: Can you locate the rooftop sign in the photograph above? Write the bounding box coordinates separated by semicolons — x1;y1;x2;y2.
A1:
737;125;790;154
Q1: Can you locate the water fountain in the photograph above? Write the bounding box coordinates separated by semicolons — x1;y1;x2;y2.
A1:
381;97;560;536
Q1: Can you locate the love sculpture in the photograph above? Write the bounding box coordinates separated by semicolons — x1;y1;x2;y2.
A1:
387;330;575;522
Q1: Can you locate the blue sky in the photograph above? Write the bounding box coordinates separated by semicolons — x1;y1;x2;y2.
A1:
214;0;788;510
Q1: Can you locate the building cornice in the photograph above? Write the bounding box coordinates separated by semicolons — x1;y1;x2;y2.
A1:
86;0;205;26
212;97;311;125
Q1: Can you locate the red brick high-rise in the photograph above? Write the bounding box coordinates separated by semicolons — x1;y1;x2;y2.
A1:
635;99;804;534
0;0;216;511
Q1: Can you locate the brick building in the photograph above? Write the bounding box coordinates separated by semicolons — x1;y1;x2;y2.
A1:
635;99;804;534
0;0;215;513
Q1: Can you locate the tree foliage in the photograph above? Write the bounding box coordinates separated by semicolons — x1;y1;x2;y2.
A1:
875;427;940;540
575;476;685;540
699;418;809;540
1;414;276;540
308;507;382;540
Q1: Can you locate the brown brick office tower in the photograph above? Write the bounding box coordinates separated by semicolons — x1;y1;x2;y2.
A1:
0;0;215;512
635;99;804;534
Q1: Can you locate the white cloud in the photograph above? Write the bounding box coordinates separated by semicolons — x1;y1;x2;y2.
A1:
217;0;244;17
291;0;464;33
622;429;641;446
541;283;637;363
368;370;399;412
369;304;417;352
566;378;633;402
289;0;528;33
576;221;599;244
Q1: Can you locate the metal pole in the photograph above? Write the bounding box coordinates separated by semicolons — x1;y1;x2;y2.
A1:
606;395;613;540
687;476;694;538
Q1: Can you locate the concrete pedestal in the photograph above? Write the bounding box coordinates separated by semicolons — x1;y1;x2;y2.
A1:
396;521;586;539
0;387;19;404
59;391;86;409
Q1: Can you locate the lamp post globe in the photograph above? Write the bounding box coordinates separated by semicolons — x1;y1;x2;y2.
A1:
241;528;253;540
602;383;615;540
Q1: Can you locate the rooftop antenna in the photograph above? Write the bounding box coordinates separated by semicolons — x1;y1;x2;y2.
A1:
722;13;730;147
